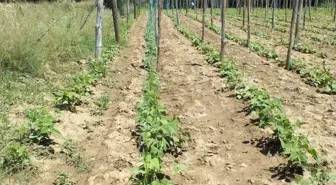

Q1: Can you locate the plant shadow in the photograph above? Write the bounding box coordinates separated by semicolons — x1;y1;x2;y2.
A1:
269;161;303;183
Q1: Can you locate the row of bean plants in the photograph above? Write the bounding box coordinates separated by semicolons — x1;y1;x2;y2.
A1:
131;10;186;185
183;13;336;94
166;12;336;185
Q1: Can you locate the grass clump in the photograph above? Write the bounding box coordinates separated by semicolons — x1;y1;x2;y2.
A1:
53;171;73;185
0;2;113;75
61;139;89;173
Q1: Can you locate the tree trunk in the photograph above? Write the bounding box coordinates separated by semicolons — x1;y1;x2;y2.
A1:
175;0;180;24
303;0;307;29
112;0;121;43
202;0;206;41
211;0;214;25
95;0;104;60
243;0;246;27
294;0;303;45
127;0;130;23
247;0;251;46
286;0;298;70
315;0;318;10
272;0;275;29
220;0;226;61
134;0;137;19
265;0;268;22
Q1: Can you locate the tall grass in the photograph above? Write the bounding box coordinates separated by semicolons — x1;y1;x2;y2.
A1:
0;2;122;126
0;2;114;75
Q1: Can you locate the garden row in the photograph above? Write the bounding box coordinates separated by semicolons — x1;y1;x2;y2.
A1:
0;18;135;183
131;10;186;184
223;12;336;46
166;12;336;185
183;13;336;94
215;8;336;33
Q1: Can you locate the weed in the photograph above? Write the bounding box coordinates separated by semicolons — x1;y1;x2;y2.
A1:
62;139;89;173
53;171;73;185
0;142;31;174
317;52;327;59
293;43;316;54
92;93;110;116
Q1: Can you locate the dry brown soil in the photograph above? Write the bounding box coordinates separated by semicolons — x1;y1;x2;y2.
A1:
24;14;148;185
176;14;336;175
158;15;286;185
190;13;336;74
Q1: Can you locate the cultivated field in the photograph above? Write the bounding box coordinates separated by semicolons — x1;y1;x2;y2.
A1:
0;0;336;184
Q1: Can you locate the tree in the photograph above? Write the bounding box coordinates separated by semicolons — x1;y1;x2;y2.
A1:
286;0;298;70
111;0;121;43
202;0;207;41
220;0;226;61
294;0;303;45
95;0;104;60
247;0;251;46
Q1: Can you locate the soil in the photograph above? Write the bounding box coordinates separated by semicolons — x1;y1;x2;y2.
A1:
221;16;336;73
158;15;286;185
25;14;148;185
190;13;336;74
177;14;336;174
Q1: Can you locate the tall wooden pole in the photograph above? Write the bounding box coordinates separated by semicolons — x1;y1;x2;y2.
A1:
294;0;303;45
264;0;268;23
202;0;206;41
211;0;214;26
272;0;275;29
220;0;226;61
157;0;162;72
285;0;288;21
134;0;137;19
286;0;298;70
303;0;307;29
243;0;246;27
127;0;130;23
175;0;180;24
111;0;121;43
95;0;104;60
247;0;251;46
